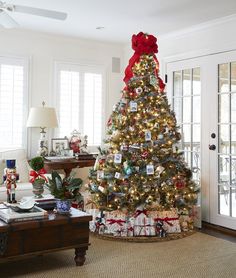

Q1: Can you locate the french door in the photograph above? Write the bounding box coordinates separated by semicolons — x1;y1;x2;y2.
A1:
208;51;236;230
167;51;236;230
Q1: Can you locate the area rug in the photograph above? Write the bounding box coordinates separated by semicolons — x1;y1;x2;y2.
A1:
0;232;236;278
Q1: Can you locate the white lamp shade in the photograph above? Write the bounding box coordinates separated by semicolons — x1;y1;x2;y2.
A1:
27;107;58;128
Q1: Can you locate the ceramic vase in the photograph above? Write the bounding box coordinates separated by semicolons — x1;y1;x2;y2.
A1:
56;199;72;214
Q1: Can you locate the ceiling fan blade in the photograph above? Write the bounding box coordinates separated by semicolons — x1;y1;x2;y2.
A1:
13;5;67;20
0;10;19;28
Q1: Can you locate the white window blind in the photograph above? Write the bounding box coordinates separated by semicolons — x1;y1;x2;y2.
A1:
0;57;28;149
55;63;104;146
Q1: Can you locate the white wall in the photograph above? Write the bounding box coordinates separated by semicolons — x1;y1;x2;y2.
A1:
0;28;125;157
158;15;236;65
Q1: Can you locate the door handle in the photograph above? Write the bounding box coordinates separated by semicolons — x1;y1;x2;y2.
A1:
209;144;216;151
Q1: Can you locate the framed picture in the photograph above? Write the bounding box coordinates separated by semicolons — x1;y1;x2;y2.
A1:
51;138;69;156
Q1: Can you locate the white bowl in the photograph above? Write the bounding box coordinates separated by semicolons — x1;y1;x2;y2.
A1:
18;198;35;210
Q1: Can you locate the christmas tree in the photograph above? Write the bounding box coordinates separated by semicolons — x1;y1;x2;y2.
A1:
88;32;198;217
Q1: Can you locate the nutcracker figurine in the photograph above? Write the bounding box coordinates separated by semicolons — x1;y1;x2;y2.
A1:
3;160;19;203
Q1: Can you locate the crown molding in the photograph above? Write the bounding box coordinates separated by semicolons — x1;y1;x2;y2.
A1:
159;13;236;41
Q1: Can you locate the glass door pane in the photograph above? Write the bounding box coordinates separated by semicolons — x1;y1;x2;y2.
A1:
218;62;236;218
172;67;201;186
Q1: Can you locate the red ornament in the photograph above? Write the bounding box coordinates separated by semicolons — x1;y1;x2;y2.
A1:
99;158;105;165
175;180;185;189
107;117;112;126
141;151;149;159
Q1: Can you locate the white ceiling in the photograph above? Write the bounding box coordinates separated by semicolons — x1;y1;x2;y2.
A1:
2;0;236;43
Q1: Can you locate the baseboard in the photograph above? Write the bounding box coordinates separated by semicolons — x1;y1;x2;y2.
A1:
202;221;236;237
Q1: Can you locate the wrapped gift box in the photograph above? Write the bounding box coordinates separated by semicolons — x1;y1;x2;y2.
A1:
133;208;156;236
191;205;201;228
133;218;156;236
86;208;105;233
179;215;194;231
154;209;181;233
104;210;127;236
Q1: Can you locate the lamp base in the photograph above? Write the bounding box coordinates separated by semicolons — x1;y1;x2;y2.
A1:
38;129;48;157
38;141;48;157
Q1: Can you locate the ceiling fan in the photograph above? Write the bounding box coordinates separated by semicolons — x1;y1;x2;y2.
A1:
0;1;67;28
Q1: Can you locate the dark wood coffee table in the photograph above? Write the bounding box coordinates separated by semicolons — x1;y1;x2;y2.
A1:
0;208;92;266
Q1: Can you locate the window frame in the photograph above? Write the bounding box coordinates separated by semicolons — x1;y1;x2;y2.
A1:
54;61;106;152
0;55;29;151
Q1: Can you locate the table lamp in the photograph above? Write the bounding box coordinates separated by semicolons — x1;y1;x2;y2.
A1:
27;102;58;157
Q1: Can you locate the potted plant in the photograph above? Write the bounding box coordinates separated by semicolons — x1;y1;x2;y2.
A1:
29;156;48;198
45;171;83;214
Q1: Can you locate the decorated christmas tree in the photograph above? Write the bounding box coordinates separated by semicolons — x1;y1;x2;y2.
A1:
88;32;199;237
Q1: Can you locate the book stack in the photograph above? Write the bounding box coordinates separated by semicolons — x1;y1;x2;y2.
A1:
76;153;94;160
0;203;48;223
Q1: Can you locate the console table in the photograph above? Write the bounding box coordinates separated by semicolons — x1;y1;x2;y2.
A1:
44;158;95;178
0;208;92;266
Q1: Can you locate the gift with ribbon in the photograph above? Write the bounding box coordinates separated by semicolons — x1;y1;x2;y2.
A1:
133;207;154;236
154;209;181;233
86;209;105;233
104;210;127;236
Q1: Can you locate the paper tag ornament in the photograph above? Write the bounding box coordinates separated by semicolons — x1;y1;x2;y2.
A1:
172;144;178;153
135;166;140;172
150;75;158;87
114;153;122;164
115;172;121;179
146;164;154;175
145;130;152;141
98;186;105;193
130;101;137;112
156;165;165;174
97;170;104;180
120;144;129;151
112;103;118;112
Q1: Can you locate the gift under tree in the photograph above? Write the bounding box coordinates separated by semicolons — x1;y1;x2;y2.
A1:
88;32;199;237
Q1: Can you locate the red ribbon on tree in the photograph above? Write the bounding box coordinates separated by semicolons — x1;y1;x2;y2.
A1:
123;32;159;84
106;219;126;226
154;217;179;226
134;209;148;218
29;168;47;183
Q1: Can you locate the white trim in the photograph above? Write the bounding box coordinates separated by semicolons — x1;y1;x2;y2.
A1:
159;14;236;41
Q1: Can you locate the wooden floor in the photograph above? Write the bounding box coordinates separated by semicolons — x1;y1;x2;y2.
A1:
200;222;236;243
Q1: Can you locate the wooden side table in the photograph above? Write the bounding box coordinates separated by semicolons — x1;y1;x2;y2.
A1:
44;158;95;178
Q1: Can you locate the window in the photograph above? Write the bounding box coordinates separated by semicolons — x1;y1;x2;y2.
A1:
172;67;201;184
0;57;28;149
55;62;105;147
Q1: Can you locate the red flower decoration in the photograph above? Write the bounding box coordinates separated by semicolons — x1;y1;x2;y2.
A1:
132;32;158;55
